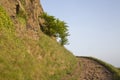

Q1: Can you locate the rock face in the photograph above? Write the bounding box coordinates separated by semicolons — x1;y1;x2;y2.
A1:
0;0;43;40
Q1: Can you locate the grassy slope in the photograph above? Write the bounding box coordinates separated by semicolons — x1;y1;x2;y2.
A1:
0;6;76;80
77;56;120;80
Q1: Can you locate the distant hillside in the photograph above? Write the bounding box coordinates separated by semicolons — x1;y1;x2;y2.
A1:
0;0;76;80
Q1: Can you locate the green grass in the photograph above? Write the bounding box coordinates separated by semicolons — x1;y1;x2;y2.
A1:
0;5;77;80
0;6;36;80
118;68;120;71
77;56;120;80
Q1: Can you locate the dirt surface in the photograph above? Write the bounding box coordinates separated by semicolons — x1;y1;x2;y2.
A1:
62;57;113;80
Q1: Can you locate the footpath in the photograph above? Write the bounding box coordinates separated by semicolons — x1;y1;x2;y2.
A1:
62;57;113;80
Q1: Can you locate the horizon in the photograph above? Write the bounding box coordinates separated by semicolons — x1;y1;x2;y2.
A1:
41;0;120;67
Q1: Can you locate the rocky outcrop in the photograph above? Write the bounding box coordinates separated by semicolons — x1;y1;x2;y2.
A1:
0;0;44;40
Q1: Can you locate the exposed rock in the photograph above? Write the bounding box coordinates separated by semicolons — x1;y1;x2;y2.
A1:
0;0;44;40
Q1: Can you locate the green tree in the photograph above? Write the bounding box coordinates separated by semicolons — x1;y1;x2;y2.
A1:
40;12;69;45
55;19;69;45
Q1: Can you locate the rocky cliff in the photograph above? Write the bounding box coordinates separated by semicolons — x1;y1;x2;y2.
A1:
0;0;44;40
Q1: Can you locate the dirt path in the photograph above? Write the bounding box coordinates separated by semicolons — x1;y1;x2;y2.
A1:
62;57;113;80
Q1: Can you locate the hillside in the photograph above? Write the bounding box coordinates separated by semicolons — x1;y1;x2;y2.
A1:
0;0;76;80
0;0;120;80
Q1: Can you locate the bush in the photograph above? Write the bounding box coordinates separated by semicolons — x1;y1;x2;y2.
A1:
40;12;69;45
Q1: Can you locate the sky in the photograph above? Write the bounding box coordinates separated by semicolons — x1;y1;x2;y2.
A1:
41;0;120;67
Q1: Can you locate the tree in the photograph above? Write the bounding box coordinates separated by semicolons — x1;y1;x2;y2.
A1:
40;12;69;45
55;19;69;45
40;13;56;36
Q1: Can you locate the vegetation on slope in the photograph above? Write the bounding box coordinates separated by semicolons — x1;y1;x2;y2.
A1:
40;12;69;45
0;5;76;80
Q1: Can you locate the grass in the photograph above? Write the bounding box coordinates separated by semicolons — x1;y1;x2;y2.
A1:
36;34;77;80
77;56;120;80
118;68;120;71
0;5;35;80
0;5;77;80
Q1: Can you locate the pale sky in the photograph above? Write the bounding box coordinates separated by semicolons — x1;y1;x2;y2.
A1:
41;0;120;67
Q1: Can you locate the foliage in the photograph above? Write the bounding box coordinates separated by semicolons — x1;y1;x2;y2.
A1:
0;6;14;33
40;12;69;45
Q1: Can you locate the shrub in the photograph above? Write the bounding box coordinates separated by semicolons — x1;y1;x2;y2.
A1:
40;12;69;45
